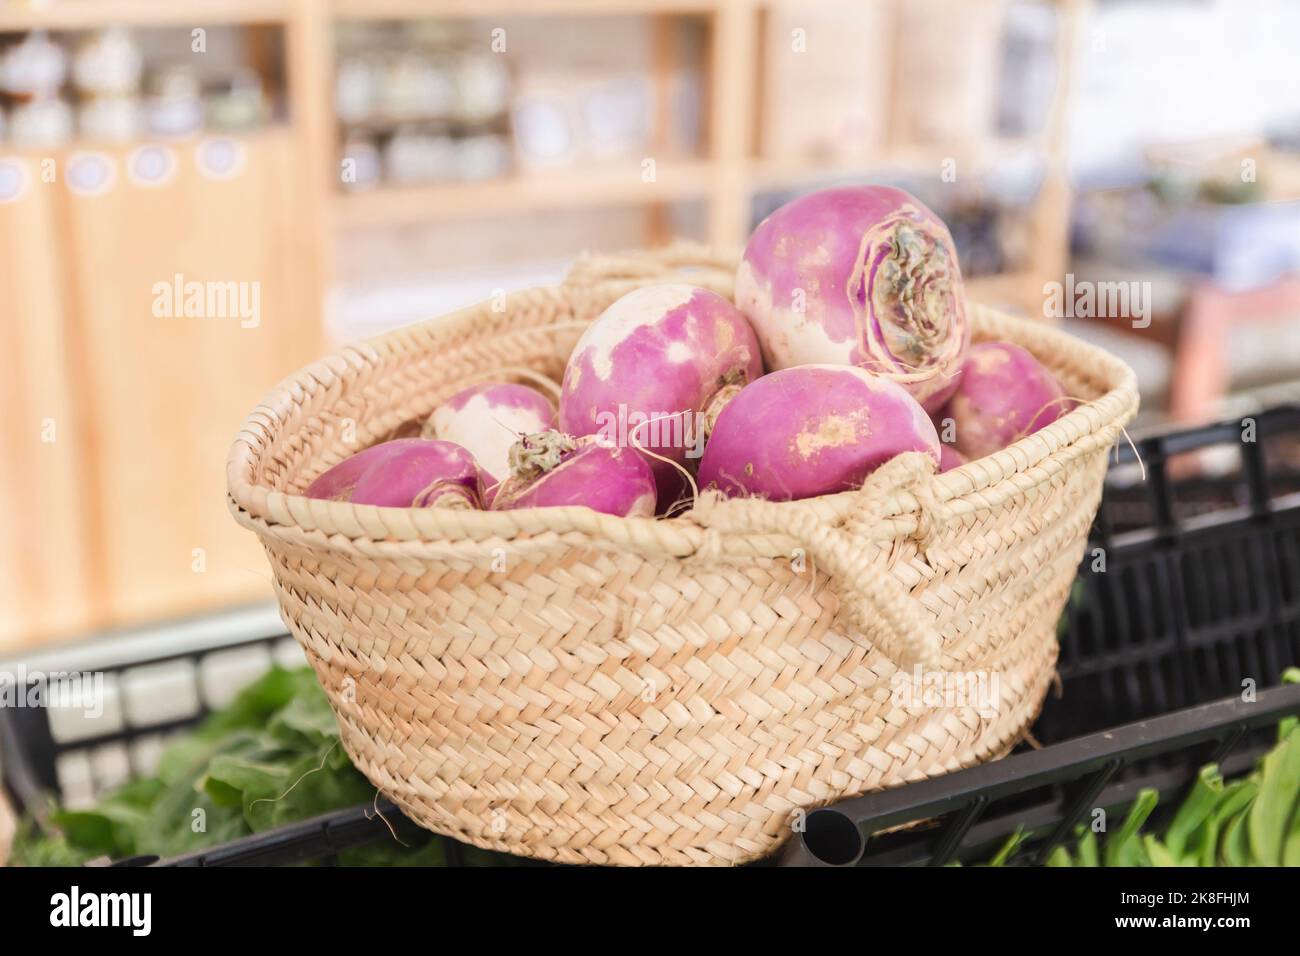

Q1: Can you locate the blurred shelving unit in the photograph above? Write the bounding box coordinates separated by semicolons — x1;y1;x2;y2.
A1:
0;1;320;649
317;0;1083;313
4;0;1086;292
330;0;720;17
0;0;289;30
0;0;1082;648
332;159;715;228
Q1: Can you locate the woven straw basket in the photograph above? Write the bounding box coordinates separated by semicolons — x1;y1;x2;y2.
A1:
227;246;1138;866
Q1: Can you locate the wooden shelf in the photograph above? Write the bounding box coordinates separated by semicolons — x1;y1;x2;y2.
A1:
0;125;291;158
331;0;718;21
333;159;713;228
748;138;1048;193
0;0;289;31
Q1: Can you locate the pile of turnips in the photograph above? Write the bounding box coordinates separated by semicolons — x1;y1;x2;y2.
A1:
304;184;1073;518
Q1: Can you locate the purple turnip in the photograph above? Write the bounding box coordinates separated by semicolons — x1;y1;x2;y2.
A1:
734;185;969;412
304;438;482;509
697;364;940;501
941;342;1070;459
425;382;554;484
939;443;967;473
490;430;657;517
559;283;763;510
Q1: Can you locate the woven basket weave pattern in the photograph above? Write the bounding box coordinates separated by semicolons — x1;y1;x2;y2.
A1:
228;251;1138;865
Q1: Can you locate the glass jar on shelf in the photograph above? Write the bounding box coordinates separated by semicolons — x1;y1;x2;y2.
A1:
78;96;140;143
9;97;73;147
380;50;455;123
456;132;510;182
72;26;143;98
145;66;204;137
207;68;268;132
383;125;458;184
453;53;509;125
335;53;380;125
0;30;67;102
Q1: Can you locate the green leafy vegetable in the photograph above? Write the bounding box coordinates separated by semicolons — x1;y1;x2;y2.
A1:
1247;724;1300;865
1103;787;1158;867
1164;764;1223;858
9;666;502;867
972;671;1299;868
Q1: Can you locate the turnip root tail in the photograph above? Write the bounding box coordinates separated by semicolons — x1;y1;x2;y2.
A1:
689;451;949;671
627;414;700;508
699;381;744;442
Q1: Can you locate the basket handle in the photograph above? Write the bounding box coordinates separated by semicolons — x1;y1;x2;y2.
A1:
689;453;950;672
564;242;738;298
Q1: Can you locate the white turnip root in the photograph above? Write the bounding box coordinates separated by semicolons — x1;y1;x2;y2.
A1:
560;283;763;510
426;382;554;484
941;342;1071;459
735;185;969;412
490;430;657;517
304;438;483;508
697;364;940;501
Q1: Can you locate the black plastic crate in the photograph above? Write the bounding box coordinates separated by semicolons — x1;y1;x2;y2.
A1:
783;404;1300;865
0;621;297;818
0;618;501;867
4;408;1300;867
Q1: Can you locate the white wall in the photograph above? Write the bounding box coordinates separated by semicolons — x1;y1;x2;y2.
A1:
1069;0;1300;178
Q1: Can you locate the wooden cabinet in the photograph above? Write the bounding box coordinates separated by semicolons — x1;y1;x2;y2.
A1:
0;155;98;647
0;132;320;650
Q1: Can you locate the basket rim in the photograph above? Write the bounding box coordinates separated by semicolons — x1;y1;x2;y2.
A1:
226;294;1139;554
